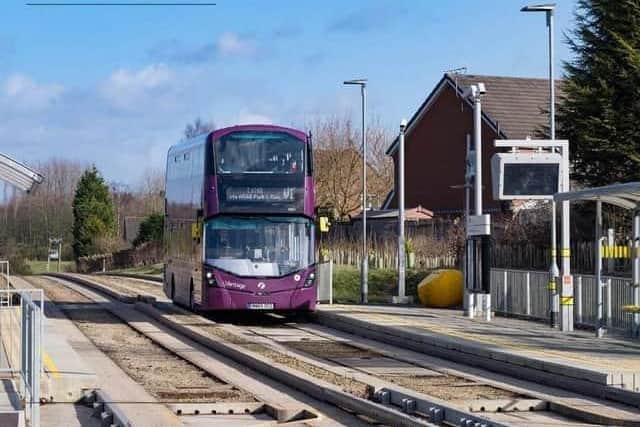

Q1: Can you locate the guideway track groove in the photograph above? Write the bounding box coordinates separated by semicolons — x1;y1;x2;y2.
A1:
52;273;640;426
38;274;413;426
48;273;494;426
30;275;329;426
314;309;640;409
241;318;640;426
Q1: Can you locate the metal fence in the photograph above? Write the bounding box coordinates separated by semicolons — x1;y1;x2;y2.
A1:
316;261;333;304
0;287;44;427
491;268;635;333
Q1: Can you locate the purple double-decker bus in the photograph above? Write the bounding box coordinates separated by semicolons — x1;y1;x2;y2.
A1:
164;124;316;312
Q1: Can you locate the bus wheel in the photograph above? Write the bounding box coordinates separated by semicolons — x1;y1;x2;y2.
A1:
170;275;176;301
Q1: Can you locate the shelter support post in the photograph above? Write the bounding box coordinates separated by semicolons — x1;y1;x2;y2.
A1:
596;200;605;337
549;201;559;328
633;211;640;338
560;144;573;332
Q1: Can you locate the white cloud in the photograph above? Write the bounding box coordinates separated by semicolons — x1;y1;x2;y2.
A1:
216;32;256;57
100;63;173;110
236;109;274;125
3;74;63;111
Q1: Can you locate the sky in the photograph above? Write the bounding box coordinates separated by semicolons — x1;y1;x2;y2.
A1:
0;0;579;186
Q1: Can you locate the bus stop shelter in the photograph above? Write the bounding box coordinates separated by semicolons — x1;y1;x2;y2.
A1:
554;182;640;338
0;152;43;426
0;153;43;193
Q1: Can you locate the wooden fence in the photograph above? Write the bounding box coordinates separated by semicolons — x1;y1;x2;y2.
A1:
325;238;618;275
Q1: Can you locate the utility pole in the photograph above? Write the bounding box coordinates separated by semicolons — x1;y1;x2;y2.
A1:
521;3;560;328
344;78;369;304
394;119;409;304
464;83;491;321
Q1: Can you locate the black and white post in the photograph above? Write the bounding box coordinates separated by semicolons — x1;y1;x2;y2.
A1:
464;82;491;321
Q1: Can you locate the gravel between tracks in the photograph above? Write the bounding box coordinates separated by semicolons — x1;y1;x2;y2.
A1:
67;308;254;403
381;375;521;401
88;275;165;298
264;331;522;402
27;276;92;304
154;305;373;398
52;274;518;404
28;276;255;404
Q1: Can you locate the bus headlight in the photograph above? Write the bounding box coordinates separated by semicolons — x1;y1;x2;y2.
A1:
303;272;315;288
205;270;218;287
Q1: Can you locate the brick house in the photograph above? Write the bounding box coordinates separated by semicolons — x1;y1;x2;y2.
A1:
383;73;561;214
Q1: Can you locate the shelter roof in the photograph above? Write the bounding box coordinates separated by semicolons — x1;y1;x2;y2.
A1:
0;153;43;193
554;182;640;210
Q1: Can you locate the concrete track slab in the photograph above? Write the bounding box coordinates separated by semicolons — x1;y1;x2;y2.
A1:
52;276;375;427
317;305;640;392
15;276;180;427
11;276;97;403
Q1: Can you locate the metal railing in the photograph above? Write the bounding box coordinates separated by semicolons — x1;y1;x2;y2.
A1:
0;288;44;427
491;268;635;333
316;261;333;304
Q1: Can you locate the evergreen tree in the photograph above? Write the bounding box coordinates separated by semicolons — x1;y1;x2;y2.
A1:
557;0;640;186
72;166;115;258
132;213;164;247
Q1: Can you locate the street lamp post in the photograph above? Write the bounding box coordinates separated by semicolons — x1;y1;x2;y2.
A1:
394;119;409;304
344;78;369;304
521;3;560;328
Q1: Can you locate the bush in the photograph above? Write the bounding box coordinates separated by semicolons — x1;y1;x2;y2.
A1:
9;255;32;275
133;213;164;247
332;265;432;304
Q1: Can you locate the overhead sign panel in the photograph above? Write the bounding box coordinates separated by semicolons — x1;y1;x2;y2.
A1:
491;152;562;200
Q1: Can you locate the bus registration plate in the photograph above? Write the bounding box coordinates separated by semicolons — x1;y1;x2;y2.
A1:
247;303;274;310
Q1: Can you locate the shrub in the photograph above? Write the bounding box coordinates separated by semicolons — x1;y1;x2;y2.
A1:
332;265;432;304
133;213;164;247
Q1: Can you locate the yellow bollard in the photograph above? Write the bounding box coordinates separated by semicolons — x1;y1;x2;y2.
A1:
417;269;464;308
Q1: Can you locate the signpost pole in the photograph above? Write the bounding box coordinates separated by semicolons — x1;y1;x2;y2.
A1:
493;139;570;330
559;142;573;332
465;84;491;321
394;119;408;304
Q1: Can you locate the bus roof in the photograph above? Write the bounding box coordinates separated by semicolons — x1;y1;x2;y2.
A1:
210;124;307;142
168;124;308;155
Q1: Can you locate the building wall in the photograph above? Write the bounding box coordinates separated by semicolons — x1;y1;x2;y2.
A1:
388;83;503;213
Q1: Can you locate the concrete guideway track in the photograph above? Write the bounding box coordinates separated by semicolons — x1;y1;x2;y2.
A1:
239;317;640;426
53;273;640;426
314;306;640;406
14;275;179;427
32;275;379;427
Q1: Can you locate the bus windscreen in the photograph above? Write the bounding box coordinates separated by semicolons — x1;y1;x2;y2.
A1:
215;131;304;175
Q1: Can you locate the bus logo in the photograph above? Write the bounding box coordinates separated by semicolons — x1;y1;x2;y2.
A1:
294;274;301;282
257;282;266;289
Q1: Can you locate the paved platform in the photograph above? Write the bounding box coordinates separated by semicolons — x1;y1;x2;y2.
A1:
316;304;640;404
12;276;181;426
10;276;98;404
0;377;24;427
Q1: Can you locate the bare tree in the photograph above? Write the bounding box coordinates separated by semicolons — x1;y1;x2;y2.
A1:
184;117;215;139
0;158;85;259
136;167;165;214
310;115;392;219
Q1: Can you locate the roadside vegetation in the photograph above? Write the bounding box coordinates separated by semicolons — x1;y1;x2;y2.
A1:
133;213;164;247
109;263;164;277
332;264;432;304
26;260;75;275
